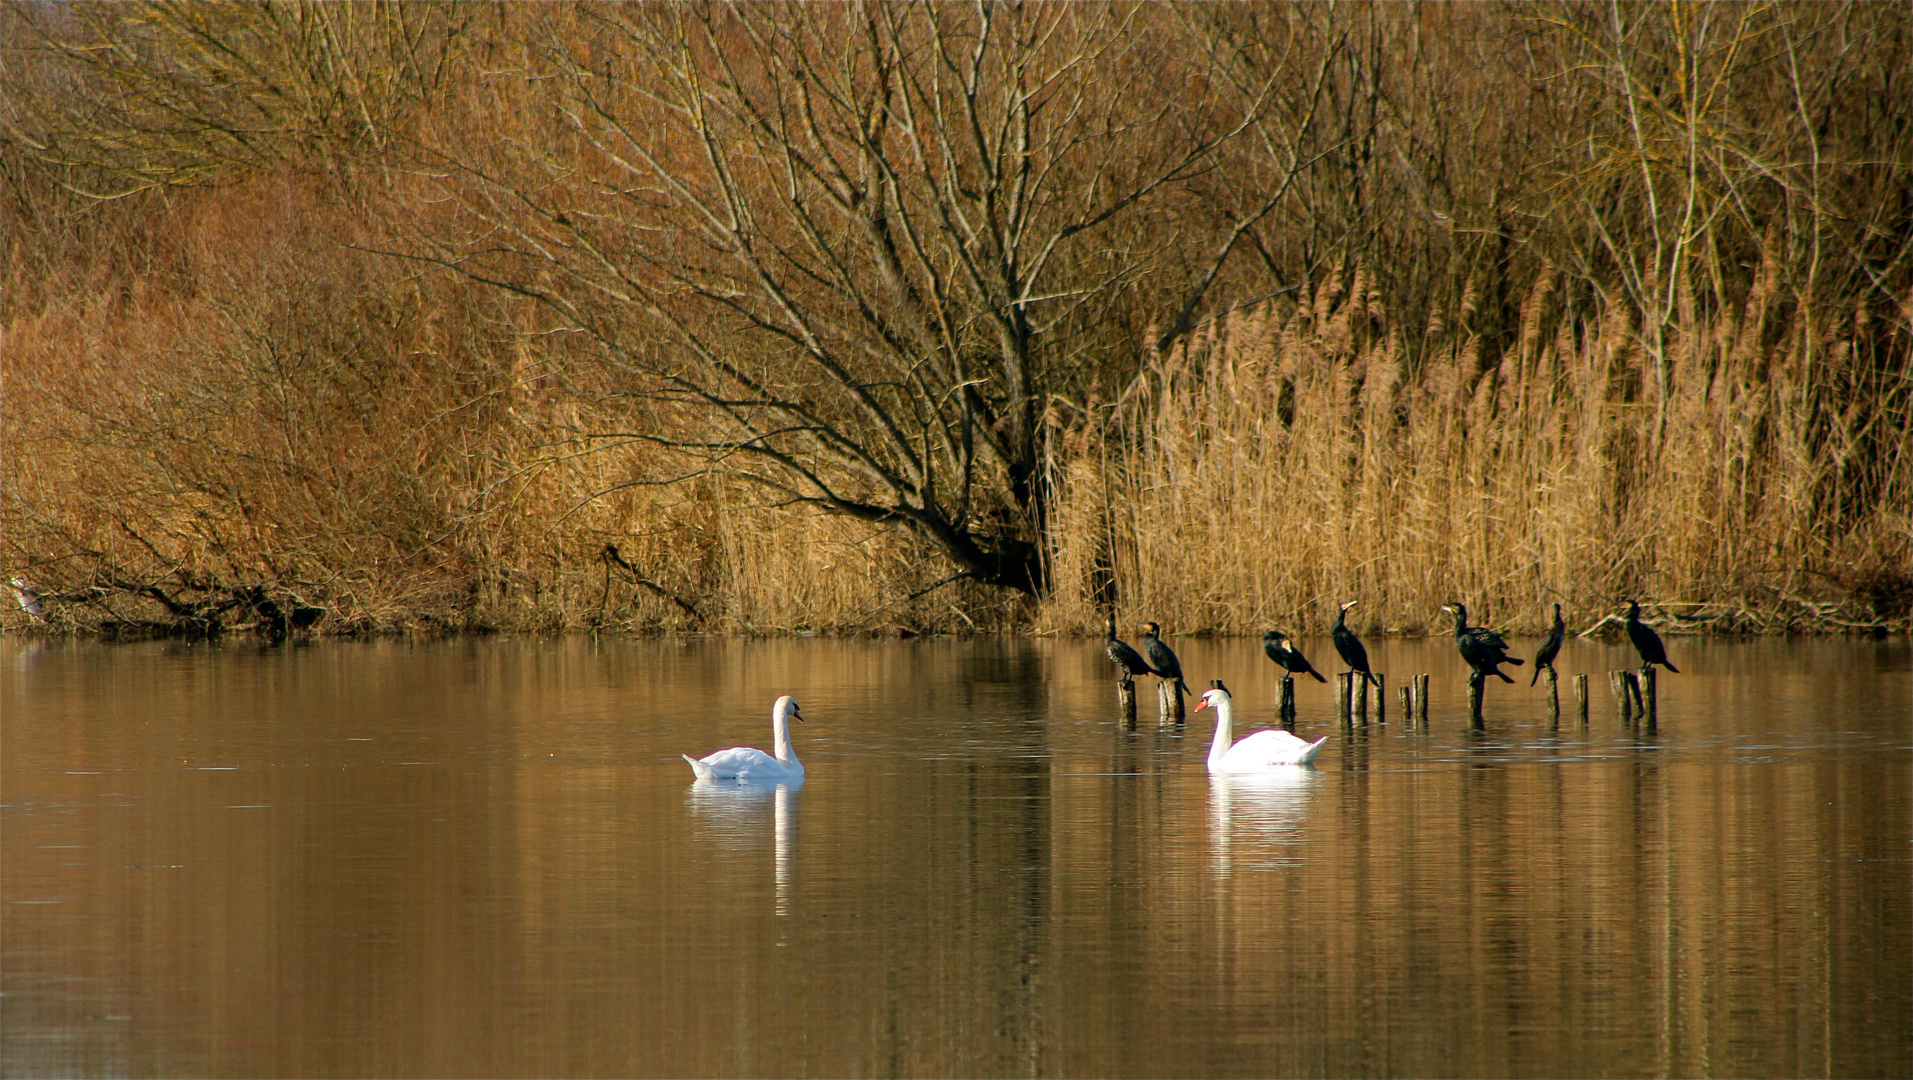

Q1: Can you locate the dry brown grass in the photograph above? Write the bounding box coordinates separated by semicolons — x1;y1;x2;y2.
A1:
1;172;1012;637
1036;261;1913;639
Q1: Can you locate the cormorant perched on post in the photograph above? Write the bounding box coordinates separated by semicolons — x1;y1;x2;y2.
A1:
1624;601;1679;672
1531;603;1566;686
1331;601;1379;687
1139;621;1189;698
1104;611;1153;683
1263;630;1327;682
1442;602;1524;683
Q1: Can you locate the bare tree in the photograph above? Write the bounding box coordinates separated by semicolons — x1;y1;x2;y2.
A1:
400;2;1296;595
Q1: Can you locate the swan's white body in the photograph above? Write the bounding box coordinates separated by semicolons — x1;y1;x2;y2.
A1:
1197;685;1326;770
684;695;805;780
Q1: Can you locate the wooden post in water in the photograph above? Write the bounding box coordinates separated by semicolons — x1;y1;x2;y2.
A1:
1415;674;1430;727
1157;680;1184;725
1610;671;1632;720
1354;674;1369;724
1574;674;1589;725
1543;667;1559;727
1618;672;1643;722
1277;675;1295;728
1335;672;1352;725
1639;664;1657;723
1467;670;1485;729
1118;678;1137;728
1374;672;1386;724
1399;684;1413;729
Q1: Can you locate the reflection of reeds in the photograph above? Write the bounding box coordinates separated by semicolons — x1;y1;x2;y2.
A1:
1039;263;1913;638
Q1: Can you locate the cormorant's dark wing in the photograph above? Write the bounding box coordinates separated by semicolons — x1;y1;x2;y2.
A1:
1106;638;1152;678
1143;637;1183;680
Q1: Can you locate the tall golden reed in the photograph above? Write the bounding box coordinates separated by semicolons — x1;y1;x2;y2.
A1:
1037;261;1912;638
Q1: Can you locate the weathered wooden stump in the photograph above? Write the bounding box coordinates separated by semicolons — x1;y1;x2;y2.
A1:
1574;673;1589;725
1277;675;1296;728
1543;667;1560;727
1157;679;1183;725
1639;664;1657;721
1610;671;1632;720
1335;672;1352;725
1353;673;1370;724
1399;684;1413;728
1615;671;1644;724
1118;678;1137;728
1467;670;1485;729
1414;673;1430;727
1374;672;1386;724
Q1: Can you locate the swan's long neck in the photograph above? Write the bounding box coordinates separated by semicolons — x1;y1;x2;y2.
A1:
773;702;799;765
1207;695;1235;769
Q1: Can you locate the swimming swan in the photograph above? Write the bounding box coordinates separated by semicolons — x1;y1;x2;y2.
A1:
1196;682;1326;770
683;695;805;780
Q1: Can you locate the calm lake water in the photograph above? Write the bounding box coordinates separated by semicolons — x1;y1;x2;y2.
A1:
4;633;1909;1078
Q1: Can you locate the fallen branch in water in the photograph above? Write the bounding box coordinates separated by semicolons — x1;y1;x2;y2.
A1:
598;543;703;626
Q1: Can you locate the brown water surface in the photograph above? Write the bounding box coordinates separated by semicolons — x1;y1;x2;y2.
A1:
3;634;1909;1078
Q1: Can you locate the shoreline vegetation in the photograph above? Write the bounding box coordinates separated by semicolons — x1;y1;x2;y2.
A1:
5;3;1909;642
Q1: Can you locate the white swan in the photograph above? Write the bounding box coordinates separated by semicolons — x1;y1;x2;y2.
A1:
683;695;805;780
1196;682;1326;770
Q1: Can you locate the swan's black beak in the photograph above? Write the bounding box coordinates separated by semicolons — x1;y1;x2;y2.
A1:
792;710;804;723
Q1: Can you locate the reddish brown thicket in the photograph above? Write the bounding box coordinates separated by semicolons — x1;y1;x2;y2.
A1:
3;2;1907;636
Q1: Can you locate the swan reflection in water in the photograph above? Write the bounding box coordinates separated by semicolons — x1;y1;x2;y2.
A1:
686;776;802;916
1207;769;1321;874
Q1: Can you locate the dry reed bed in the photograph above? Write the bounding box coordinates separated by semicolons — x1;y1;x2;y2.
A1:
7;251;1909;639
3;198;1907;639
7;247;1908;640
1037;263;1912;639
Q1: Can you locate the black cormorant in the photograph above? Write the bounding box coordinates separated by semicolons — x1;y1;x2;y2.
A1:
1530;603;1565;686
1104;611;1153;682
1263;630;1327;682
1139;621;1189;698
1624;601;1679;672
1442;601;1524;683
1331;601;1379;687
